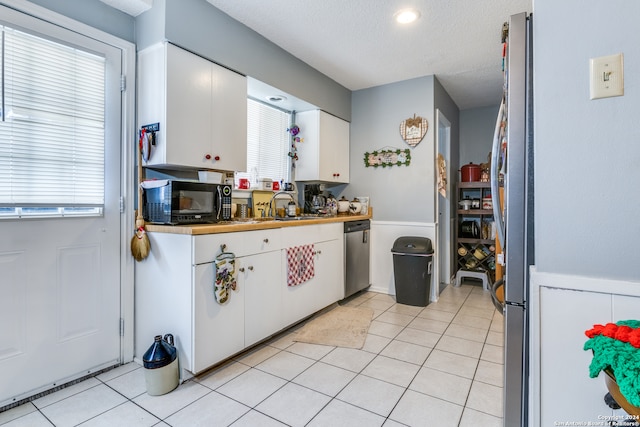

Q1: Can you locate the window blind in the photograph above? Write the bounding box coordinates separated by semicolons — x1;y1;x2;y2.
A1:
239;98;290;185
0;26;106;208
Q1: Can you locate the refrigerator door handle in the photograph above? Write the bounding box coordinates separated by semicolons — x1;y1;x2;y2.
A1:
490;98;506;247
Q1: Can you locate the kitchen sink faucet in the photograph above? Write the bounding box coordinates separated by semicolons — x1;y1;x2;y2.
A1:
268;191;296;218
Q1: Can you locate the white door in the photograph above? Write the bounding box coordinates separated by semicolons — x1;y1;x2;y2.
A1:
0;8;123;406
436;110;453;295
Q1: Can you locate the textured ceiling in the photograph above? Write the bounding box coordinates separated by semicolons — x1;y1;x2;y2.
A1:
206;0;531;110
101;0;532;110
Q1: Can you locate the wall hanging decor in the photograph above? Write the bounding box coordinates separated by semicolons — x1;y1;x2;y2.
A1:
287;124;301;167
364;147;411;168
437;153;447;198
399;114;428;147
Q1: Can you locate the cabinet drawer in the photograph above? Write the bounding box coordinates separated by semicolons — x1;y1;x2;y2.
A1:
193;232;244;265
281;223;342;247
240;229;282;257
193;229;282;264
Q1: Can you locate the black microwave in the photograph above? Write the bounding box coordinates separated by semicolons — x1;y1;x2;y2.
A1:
143;180;232;225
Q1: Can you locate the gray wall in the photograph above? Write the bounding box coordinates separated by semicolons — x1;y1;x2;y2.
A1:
349;76;436;223
24;0;135;42
534;0;640;280
459;105;498;169
136;0;351;121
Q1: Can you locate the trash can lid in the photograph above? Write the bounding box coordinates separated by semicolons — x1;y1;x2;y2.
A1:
391;236;433;254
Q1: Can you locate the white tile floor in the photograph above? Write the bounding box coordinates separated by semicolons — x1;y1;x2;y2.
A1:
0;284;504;427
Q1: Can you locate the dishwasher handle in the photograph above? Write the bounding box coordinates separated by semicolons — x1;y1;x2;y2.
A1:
363;229;368;244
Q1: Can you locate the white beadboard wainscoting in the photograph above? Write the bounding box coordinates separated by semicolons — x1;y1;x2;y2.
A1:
528;267;640;427
368;221;438;302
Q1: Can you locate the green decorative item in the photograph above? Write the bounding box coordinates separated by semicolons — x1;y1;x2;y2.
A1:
364;148;411;168
584;320;640;408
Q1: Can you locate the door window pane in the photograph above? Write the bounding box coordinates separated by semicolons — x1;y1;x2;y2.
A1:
0;25;106;216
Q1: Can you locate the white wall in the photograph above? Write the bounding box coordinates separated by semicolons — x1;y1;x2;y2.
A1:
370;221;437;301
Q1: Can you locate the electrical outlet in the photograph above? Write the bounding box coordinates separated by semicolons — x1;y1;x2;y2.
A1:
590;53;624;100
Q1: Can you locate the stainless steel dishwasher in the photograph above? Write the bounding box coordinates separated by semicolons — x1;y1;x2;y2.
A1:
344;220;371;298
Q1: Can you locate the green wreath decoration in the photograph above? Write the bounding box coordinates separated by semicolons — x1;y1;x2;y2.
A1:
364;148;411;168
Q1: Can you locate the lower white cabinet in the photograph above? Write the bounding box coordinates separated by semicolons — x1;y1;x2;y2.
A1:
242;251;282;347
135;223;345;377
538;286;640;425
193;262;245;373
281;224;344;327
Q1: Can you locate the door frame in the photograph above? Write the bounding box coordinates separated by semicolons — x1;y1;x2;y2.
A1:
2;0;136;364
435;109;453;295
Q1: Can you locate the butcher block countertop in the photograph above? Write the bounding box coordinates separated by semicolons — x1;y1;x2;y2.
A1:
145;210;372;235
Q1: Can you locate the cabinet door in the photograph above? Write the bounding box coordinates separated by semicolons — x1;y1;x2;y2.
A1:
193;263;245;373
320;111;350;183
165;44;213;168
539;287;613;425
209;63;247;172
243;251;283;346
295;110;350;183
281;238;342;326
312;239;345;307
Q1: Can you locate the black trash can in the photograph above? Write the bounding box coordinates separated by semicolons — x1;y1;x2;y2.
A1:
391;236;434;307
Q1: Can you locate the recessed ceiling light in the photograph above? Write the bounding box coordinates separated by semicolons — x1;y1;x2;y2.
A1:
394;8;421;24
267;95;287;103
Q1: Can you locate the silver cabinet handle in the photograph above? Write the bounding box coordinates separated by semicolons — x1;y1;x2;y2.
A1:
263;238;269;243
313;250;322;255
239;267;245;272
248;266;254;271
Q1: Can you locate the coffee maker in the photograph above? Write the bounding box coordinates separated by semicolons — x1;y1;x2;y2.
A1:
303;184;326;214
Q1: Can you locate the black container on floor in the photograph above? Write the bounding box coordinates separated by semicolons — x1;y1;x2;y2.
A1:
391;237;434;307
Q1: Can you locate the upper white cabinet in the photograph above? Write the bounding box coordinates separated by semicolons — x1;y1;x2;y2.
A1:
138;42;247;171
295;110;350;183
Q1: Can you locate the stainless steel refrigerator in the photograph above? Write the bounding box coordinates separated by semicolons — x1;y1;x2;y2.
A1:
490;11;534;427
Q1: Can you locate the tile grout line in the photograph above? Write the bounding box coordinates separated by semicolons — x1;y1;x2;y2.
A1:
3;286;502;427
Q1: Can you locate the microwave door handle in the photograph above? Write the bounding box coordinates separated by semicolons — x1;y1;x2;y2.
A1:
216;186;222;220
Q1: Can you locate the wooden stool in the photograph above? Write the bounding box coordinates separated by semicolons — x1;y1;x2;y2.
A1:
455;270;490;291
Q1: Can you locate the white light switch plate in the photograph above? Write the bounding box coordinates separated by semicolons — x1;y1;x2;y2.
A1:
590;53;624;100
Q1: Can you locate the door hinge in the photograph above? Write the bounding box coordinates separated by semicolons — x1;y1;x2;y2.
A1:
120;75;126;92
119;318;125;337
119;196;125;213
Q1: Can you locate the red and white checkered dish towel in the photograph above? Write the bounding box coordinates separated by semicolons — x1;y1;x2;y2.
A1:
286;244;315;287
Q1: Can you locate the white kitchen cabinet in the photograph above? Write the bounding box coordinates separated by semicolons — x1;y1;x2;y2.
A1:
137;42;247;171
193;261;244;373
538;287;624;425
135;223;345;376
539;287;609;424
242;251;283;347
295;110;350;183
281;223;345;326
